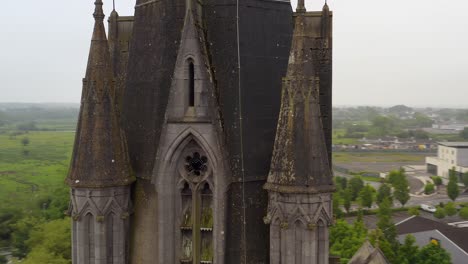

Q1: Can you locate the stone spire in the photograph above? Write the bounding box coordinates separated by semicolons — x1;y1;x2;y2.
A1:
296;0;306;13
264;9;334;264
66;0;134;188
264;10;334;194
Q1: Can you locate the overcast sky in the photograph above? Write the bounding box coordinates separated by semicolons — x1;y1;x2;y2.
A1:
1;0;467;107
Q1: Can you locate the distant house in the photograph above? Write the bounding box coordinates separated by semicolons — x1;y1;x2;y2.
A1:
396;216;468;264
426;142;468;180
348;240;390;264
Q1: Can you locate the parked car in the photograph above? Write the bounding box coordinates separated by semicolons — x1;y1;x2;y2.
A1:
420;204;436;213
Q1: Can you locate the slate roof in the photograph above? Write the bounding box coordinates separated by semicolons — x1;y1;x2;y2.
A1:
396;216;468;253
67;0;134;188
348;241;390;264
265;6;334;193
122;0;294;182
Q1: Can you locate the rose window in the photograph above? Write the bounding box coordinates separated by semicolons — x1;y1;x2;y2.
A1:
185;152;208;176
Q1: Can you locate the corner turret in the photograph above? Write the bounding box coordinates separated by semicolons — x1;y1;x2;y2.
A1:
67;1;134;263
264;2;335;263
66;0;134;188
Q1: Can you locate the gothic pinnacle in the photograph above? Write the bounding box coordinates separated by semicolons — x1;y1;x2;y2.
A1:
296;0;306;13
93;0;105;21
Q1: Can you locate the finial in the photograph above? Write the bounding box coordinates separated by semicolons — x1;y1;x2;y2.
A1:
323;0;330;12
113;0;116;11
296;0;306;13
93;0;105;21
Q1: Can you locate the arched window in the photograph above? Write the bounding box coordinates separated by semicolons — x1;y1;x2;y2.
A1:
200;183;213;263
181;182;193;262
270;219;281;264
106;213;115;264
317;219;327;264
86;213;95;263
188;61;195;107
294;221;304;264
179;150;213;263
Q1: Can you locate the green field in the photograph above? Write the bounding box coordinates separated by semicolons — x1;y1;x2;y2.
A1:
333;151;427;164
0;131;74;213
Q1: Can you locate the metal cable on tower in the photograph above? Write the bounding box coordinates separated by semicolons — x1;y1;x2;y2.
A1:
236;0;247;262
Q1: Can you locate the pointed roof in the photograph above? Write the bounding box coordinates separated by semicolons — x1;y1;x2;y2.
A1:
348;241;390;264
66;0;134;188
264;9;334;194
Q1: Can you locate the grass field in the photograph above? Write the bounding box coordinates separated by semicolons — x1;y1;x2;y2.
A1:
333;151;427;164
0;131;74;213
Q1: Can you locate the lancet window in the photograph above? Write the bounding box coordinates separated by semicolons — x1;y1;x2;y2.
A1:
86;213;95;263
179;148;213;264
188;60;195;107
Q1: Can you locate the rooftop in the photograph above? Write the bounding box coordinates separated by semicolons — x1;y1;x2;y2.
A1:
396;216;468;253
438;142;468;148
348;240;390;264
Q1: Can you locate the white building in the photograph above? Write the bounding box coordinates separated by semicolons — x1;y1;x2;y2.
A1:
426;142;468;180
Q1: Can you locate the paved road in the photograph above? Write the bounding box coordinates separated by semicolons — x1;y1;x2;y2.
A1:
406;193;468;207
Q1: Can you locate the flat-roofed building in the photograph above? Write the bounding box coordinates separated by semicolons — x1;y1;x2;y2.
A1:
426;142;468;180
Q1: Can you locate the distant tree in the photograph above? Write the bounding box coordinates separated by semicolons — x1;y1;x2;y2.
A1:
340;177;348;190
398;235;419;264
11;216;41;258
348;176;364;201
434;207;446;219
459;207;468;220
411;112;434;128
424;183;435;195
342;189;352;213
376;183;392;205
387;168;404;186
332;193;343;219
431;176;443;186
21;218;71;264
377;198;397;244
456;110;468;123
447;169;460;201
359;184;375;209
462;172;468;188
460;127;468;140
391;169;410;207
335;176;347;191
329;219;367;263
370;115;400;136
345;124;369;138
444;202;457;216
388;105;413;115
409;129;430;140
0;208;22;243
408;207;420;216
16;121;38;131
415;241;451;264
21;137;30;146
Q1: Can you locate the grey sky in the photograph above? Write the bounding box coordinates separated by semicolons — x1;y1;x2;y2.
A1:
1;0;467;107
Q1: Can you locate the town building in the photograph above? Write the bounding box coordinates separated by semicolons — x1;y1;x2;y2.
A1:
396;216;468;264
66;0;334;263
426;142;468;180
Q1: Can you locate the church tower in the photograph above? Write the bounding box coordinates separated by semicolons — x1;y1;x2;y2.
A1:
264;1;335;264
66;1;135;263
68;0;335;263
